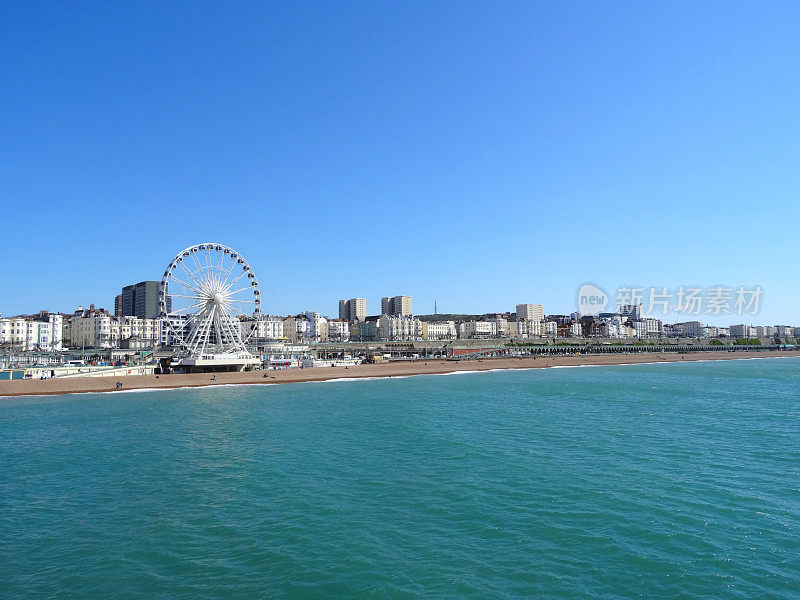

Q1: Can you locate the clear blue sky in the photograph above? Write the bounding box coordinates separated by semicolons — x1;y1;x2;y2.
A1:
2;1;799;325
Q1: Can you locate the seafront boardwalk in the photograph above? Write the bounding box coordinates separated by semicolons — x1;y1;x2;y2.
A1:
2;349;798;398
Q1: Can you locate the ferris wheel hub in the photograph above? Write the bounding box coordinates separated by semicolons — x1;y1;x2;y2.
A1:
212;292;225;306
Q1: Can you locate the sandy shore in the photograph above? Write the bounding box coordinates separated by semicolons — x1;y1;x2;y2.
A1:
2;349;799;398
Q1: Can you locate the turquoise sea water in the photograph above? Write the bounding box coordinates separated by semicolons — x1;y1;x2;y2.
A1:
2;358;799;599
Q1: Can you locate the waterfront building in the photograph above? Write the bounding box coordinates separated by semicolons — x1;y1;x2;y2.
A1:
730;324;757;339
424;321;457;340
378;314;420;341
282;316;309;344
353;316;380;341
304;312;328;343
241;317;284;343
755;325;776;338
458;320;497;339
381;295;412;317
543;321;557;337
338;298;367;324
119;316;159;345
515;319;543;338
0;313;63;351
516;304;544;322
669;321;707;338
546;315;571;325
68;306;114;348
776;325;793;338
632;318;663;339
491;316;511;338
703;326;730;338
121;281;167;319
281;313;328;344
326;319;350;342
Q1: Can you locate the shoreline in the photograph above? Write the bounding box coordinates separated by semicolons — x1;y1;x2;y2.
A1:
2;349;799;399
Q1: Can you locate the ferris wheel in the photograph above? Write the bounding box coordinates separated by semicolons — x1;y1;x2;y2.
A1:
159;243;261;356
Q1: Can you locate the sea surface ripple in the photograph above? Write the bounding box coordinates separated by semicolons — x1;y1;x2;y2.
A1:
2;358;799;598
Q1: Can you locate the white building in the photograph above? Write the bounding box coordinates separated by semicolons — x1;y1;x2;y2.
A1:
543;321;557;337
282;313;328;344
378;314;419;341
424;321;457;340
0;314;63;351
458;321;497;339
68;310;114;348
730;324;757;338
754;325;776;338
326;319;350;342
633;318;663;339
491;316;511;338
667;321;706;338
516;304;544;322
515;319;543;338
114;316;159;346
241;317;284;342
304;312;328;343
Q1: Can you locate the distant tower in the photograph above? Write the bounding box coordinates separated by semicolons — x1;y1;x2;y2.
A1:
434;300;437;315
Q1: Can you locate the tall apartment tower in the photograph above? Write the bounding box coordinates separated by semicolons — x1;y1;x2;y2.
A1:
381;295;413;317
516;303;544;322
619;303;643;320
338;298;367;323
121;281;168;319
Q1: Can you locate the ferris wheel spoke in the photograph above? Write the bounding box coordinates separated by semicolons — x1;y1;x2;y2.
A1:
226;299;256;304
176;262;206;292
205;249;217;288
216;306;239;347
184;313;205;349
193;255;215;291
227;285;256;296
169;272;202;294
218;308;239;352
171;302;204;314
189;250;204;275
218;258;238;290
217;249;226;277
218;306;246;350
222;269;249;292
170;293;203;300
223;303;250;317
199;305;216;356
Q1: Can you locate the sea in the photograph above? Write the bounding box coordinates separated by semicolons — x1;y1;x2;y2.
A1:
1;358;799;599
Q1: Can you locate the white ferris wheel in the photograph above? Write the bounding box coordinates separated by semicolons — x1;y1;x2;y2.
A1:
159;243;261;357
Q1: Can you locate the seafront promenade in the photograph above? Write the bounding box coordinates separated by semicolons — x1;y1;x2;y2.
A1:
2;349;798;398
